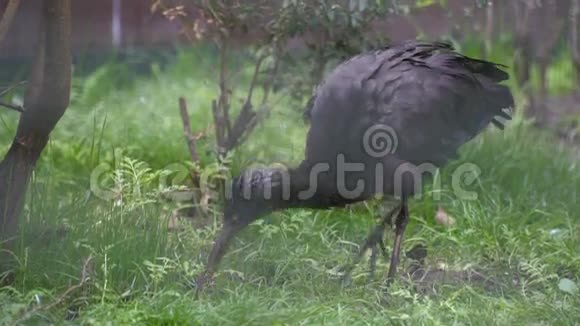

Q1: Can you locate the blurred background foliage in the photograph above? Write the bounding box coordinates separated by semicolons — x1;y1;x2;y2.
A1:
0;0;579;324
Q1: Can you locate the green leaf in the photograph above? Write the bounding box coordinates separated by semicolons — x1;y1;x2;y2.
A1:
558;278;578;294
415;0;435;8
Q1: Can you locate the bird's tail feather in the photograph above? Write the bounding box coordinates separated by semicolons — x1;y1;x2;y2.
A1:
486;83;514;130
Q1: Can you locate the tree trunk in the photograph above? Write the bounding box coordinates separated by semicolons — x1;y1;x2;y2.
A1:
535;57;549;126
483;1;495;60
572;0;580;85
0;0;71;271
0;0;21;47
530;0;564;126
575;61;580;86
512;0;531;90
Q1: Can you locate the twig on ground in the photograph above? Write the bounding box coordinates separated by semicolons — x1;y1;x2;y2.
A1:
11;255;93;326
177;97;212;221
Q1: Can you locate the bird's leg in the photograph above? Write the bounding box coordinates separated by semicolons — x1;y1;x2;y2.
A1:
368;246;378;282
340;205;399;284
385;200;409;287
369;236;390;282
377;235;389;260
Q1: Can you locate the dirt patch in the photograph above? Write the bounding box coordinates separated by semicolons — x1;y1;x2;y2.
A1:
399;244;522;296
403;264;521;296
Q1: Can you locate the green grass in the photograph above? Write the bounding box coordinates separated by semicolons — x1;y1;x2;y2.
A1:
1;46;579;325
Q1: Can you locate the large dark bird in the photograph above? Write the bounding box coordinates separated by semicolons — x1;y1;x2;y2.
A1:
197;40;513;288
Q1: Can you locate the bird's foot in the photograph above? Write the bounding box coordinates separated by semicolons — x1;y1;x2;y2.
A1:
340;226;389;287
192;270;216;298
369;236;390;283
339;205;399;287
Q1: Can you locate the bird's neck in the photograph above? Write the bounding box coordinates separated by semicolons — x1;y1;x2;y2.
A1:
280;163;334;210
240;162;335;213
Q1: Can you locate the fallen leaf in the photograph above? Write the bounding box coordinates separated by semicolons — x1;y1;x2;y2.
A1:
200;192;213;214
167;210;183;231
558;278;578;294
435;206;456;227
436;261;448;270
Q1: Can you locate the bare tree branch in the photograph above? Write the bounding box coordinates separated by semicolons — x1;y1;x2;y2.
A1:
226;50;283;151
0;81;27;98
0;101;23;113
151;0;198;41
153;2;286;159
0;0;21;47
211;99;227;156
261;52;281;106
224;53;267;149
178;97;200;163
218;38;232;140
245;53;267;106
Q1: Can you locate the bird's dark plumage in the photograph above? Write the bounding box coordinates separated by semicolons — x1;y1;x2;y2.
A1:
304;40;512;166
198;40;514;289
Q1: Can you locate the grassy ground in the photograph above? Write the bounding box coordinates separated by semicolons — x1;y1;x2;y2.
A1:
1;45;579;325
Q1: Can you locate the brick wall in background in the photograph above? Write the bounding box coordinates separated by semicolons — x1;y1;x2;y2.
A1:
0;0;572;61
0;0;180;60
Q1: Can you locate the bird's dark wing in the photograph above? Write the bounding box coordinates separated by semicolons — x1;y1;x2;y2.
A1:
365;42;513;165
305;41;513;167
